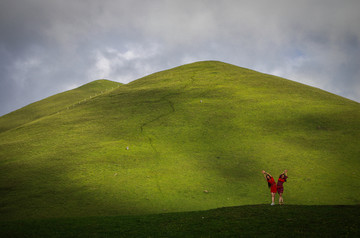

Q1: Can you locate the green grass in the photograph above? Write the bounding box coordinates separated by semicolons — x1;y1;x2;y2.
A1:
0;61;359;221
1;205;359;237
0;79;122;133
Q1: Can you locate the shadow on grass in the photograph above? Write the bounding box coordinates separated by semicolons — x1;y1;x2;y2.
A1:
1;205;359;237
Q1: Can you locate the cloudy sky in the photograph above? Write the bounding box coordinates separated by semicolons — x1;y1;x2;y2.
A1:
1;0;359;116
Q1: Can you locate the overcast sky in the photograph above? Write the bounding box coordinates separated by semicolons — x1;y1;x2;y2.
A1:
1;0;359;116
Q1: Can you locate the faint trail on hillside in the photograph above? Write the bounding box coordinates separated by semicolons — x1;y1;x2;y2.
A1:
140;72;196;150
139;72;196;194
2;85;122;134
57;85;121;114
139;93;178;195
139;94;176;157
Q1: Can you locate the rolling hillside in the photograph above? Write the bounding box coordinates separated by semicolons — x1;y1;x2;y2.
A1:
0;61;359;221
0;79;122;133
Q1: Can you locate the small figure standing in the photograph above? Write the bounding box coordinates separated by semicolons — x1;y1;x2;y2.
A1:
262;170;277;205
277;170;288;205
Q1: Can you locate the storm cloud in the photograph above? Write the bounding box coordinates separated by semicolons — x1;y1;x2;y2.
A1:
1;0;359;115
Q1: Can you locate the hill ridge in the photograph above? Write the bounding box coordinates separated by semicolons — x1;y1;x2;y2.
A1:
0;79;122;133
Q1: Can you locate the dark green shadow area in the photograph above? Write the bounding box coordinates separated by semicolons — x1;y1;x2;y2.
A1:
1;205;359;237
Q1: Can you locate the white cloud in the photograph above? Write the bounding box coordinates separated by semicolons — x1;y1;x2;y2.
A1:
89;43;161;83
94;52;111;79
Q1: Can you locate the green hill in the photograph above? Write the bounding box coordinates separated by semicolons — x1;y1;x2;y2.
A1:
0;79;122;133
0;61;359;221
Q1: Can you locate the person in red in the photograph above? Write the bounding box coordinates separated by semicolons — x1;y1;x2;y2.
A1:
277;170;288;205
262;170;277;205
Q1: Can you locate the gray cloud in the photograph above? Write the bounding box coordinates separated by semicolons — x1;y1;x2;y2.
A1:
1;0;360;115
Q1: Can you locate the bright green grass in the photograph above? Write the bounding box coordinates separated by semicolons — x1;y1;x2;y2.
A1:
1;205;359;237
0;61;359;221
0;79;122;133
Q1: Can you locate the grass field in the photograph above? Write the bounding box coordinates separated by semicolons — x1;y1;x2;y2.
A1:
1;205;359;237
0;61;359;222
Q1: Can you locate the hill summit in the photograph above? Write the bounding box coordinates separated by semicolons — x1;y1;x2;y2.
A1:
0;61;359;220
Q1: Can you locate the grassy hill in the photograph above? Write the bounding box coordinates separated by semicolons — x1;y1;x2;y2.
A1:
0;79;122;133
0;61;359;221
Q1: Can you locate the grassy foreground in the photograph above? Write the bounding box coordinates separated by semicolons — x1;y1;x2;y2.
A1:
1;205;359;237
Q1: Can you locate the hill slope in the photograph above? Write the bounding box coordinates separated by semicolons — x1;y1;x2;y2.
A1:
0;79;122;133
0;61;359;220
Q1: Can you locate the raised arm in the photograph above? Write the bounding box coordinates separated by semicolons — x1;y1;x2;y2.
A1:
284;169;288;177
262;170;271;179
